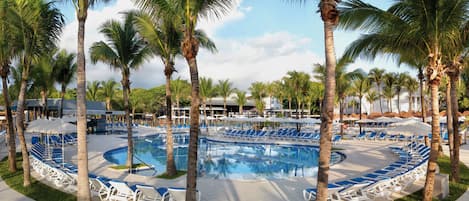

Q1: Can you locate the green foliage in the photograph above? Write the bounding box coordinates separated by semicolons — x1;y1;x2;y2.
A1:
0;154;75;201
156;170;187;179
110;163;145;170
397;156;469;201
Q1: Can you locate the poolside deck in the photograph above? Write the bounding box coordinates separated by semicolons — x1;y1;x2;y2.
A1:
62;128;410;201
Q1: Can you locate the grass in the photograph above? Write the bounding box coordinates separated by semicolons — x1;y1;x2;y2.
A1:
0;153;76;201
397;156;469;201
156;170;187;179
109;163;146;170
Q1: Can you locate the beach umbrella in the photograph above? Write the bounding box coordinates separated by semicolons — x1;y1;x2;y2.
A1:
387;120;431;136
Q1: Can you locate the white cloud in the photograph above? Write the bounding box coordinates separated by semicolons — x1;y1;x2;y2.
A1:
58;0;321;91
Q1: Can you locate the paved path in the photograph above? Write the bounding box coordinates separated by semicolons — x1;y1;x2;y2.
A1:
0;143;34;201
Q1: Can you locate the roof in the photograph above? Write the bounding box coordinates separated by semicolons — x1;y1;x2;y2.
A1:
13;99;106;111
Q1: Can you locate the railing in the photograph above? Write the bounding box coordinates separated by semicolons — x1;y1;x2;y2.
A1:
132;154;158;176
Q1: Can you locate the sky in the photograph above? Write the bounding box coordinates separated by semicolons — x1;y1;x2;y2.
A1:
56;0;416;90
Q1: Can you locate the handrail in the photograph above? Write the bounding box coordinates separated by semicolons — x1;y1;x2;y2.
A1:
133;154;158;176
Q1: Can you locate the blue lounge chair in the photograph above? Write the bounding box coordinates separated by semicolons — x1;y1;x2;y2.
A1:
303;183;345;201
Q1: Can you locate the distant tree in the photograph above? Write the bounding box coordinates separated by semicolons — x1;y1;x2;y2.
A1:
249;82;266;117
217;79;234;116
233;90;247;115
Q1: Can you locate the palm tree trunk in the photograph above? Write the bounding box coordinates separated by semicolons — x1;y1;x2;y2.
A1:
165;64;177;176
15;64;31;187
378;84;383;114
447;81;454;166
239;104;242;115
60;84;66;118
41;90;48;119
408;92;413;113
423;81;441;201
449;74;460;182
316;5;337;200
339;99;344;137
418;69;426;122
76;12;91;200
288;99;292;117
223;98;227;116
203;102;208;128
2;75;16;172
122;77;133;170
185;55;201;201
397;92;400;113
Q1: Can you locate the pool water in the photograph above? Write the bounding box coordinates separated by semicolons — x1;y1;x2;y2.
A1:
103;134;345;179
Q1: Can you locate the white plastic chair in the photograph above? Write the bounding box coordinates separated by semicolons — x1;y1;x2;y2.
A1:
164;187;201;201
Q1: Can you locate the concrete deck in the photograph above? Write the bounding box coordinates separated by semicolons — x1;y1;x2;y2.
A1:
63;129;410;201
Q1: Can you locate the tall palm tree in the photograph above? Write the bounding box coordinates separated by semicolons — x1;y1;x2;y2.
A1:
339;1;469;198
90;12;151;171
101;79;118;110
315;1;341;199
249;82;266;117
365;90;379;114
403;76;418;113
445;27;469;182
53;49;76;118
200;77;216;127
383;73;396;112
86;80;101;101
72;0;111;199
31;51;57;118
368;68;385;114
217;79;234;116
0;0;19;172
394;73;409;113
171;77;190;115
132;2;234;197
132;10;216;176
351;69;371;122
281;78;294;117
233;90;247;115
284;71;311;118
13;0;64;187
314;56;354;136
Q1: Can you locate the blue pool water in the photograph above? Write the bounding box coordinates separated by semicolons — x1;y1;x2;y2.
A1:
104;134;345;179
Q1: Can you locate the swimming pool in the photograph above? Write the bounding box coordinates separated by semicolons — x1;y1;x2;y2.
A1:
103;134;345;179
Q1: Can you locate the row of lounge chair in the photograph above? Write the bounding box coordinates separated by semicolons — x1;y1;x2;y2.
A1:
31;134;78;147
222;128;343;144
303;142;430;200
30;139;200;201
355;131;425;142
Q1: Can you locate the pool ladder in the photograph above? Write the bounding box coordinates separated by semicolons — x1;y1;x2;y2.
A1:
133;155;158;176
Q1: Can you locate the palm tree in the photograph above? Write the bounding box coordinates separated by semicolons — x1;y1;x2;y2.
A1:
338;1;469;198
383;73;396;112
233;90;247;115
200;77;215;127
249;82;266;117
314;56;354;136
0;0;19;172
101;79;118;110
72;0;112;198
315;1;341;199
394;73;409;113
13;0;64;187
403;76;418;113
171;77;190;116
365;90;379;114
351;69;371;122
90;12;151;171
132;10;216;176
287;71;311;118
281;78;294;117
131;2;234;196
31;51;57;118
445;28;469;182
217;79;234;116
86;80;101;101
53;49;76;118
368;68;385;114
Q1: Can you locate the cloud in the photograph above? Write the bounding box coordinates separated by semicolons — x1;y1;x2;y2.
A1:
57;0;321;91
